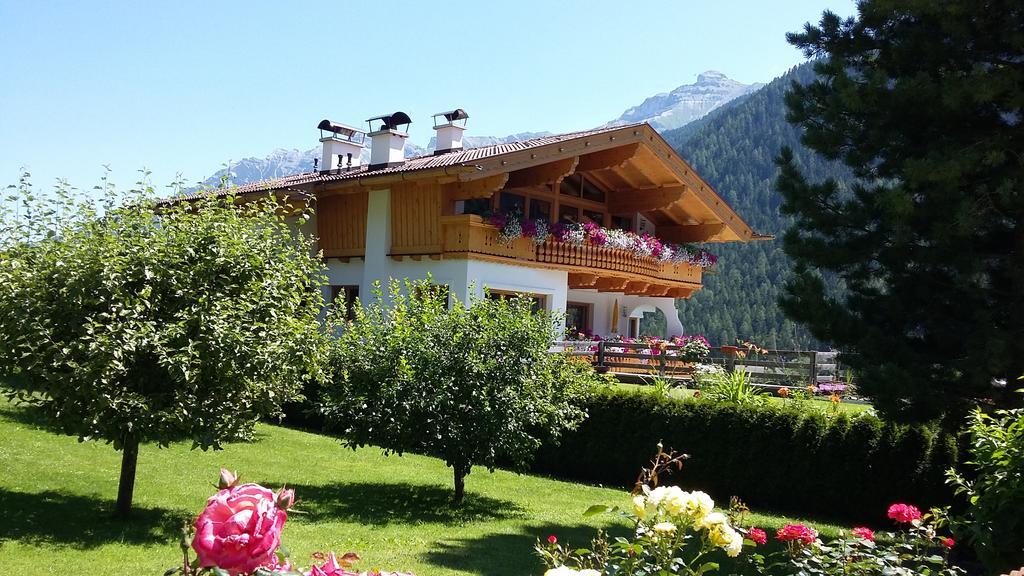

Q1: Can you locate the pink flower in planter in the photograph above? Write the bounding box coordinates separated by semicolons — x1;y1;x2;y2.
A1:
886;503;922;524
852;526;875;542
192;483;288;575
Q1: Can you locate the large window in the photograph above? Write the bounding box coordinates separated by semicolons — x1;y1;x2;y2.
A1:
565;302;592;336
330;285;360;320
499;191;526;216
486;289;547;314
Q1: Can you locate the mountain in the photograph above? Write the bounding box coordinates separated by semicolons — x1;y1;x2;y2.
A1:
604;70;763;132
196;135;556;189
661;62;849;349
195;71;756;189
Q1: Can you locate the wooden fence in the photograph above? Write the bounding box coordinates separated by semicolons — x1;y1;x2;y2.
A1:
553;341;853;389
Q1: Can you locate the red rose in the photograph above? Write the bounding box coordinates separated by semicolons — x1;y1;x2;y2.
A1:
748;527;767;545
547;535;557;544
852;527;875;542
776;523;818;545
941;537;955;549
886;503;922;523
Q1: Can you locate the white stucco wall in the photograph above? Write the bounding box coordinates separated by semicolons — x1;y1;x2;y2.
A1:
566;289;684;338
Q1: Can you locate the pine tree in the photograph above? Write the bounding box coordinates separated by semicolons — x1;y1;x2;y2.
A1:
776;1;1024;421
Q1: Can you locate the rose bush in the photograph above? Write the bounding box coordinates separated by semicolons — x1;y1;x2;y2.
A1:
737;502;964;575
170;470;412;576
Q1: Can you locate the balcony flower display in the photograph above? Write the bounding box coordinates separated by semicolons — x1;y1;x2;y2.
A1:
486;212;718;269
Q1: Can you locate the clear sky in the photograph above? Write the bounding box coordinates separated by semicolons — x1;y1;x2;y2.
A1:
0;0;857;192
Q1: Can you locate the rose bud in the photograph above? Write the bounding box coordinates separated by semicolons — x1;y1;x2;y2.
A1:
217;468;239;489
276;487;296;510
548;535;557;544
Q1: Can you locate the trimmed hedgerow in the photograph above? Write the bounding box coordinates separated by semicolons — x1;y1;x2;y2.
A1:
530;387;957;522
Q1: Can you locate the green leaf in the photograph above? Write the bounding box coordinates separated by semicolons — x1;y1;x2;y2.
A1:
583;504;612;517
695;561;719;574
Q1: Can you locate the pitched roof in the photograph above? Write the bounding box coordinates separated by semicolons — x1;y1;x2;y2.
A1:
170;124;645;202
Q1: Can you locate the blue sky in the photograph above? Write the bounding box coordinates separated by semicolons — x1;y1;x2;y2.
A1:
0;1;856;192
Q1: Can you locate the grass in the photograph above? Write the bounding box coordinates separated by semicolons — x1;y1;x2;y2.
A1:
615;382;874;414
0;398;846;576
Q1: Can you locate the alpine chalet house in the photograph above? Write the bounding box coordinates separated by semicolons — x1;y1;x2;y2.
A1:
199;110;760;338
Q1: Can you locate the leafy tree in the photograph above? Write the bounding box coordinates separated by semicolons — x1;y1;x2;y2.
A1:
776;2;1024;421
0;173;327;516
321;280;597;503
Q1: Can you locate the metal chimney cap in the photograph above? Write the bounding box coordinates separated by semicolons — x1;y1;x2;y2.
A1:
365;111;412;132
317;119;363;136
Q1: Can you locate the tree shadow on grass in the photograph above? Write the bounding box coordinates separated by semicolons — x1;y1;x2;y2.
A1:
422;522;631;576
0;489;192;549
278;481;526;526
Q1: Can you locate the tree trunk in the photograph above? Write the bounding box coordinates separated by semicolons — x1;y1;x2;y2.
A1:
115;436;139;518
452;463;467;504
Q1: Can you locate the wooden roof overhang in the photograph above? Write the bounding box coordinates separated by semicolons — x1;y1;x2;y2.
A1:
305;124;759;244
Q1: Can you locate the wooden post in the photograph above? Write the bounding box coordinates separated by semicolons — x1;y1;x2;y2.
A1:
596;340;606;370
808;351;818;385
658;350;667;376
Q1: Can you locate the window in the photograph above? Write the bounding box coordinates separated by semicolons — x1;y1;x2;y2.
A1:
581;177;606;202
582;209;605;226
559;204;579;224
499;191;526;216
487;289;547;314
565;302;592;336
413;283;451;307
559;174;582;197
529;198;551;222
459;198;491;216
612;214;634;232
330;285;360;320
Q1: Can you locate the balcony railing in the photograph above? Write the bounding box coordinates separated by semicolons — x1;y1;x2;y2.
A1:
439;214;702;288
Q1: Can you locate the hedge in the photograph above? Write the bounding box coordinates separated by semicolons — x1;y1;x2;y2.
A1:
530;387;958;522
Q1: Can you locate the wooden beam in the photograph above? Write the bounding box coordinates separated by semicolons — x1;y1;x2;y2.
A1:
568;272;598;288
504;157;578;188
595;277;630;292
624;281;650;295
644;285;672;297
575;143;640;172
607;185;685;214
657;223;727;243
667;287;697;299
441;173;509;201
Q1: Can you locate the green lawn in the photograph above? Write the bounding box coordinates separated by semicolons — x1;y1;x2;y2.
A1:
614;382;874;414
0;398;845;576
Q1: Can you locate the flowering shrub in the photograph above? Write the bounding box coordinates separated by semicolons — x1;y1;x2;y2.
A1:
171;470;412;576
670;334;711;362
739;503;964;575
485;212;718;268
537;446;751;575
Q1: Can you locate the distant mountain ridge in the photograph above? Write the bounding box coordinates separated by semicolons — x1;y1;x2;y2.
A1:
604;70;763;132
196;71;758;188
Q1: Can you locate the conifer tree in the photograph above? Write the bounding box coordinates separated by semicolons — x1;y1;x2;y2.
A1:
776;1;1024;420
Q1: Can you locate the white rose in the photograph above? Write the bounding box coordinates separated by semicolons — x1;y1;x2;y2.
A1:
652;521;677;535
696;511;727;530
545;567;579;576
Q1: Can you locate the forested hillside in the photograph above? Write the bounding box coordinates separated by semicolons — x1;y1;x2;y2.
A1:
663;63;849;350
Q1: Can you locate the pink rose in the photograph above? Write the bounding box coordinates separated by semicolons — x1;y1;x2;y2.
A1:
776;523;818;544
886;503;922;524
852;526;875;542
941;536;955;549
192;483;288;575
748;527;767;545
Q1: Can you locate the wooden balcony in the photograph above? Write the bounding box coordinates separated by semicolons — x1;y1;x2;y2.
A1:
439;215;702;297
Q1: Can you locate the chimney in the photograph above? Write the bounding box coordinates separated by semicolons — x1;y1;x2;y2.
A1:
316;120;365;172
365;112;412;170
432;108;469;155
